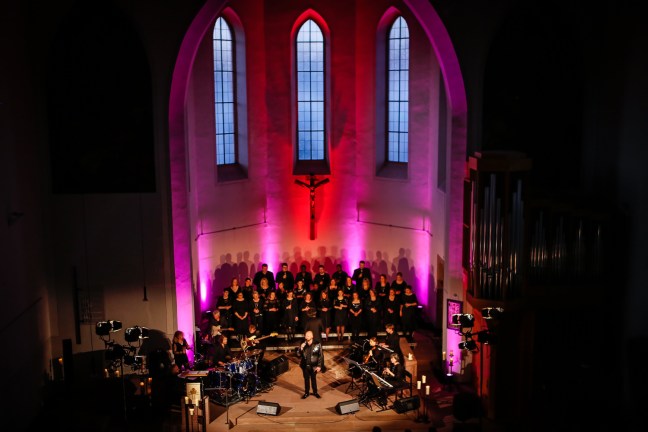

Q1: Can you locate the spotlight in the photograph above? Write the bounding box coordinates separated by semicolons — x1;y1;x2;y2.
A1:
125;326;150;343
105;343;126;360
451;314;475;327
458;339;478;351
476;330;496;344
482;307;504;319
95;320;123;336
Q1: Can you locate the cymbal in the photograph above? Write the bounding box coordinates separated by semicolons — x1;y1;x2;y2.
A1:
244;349;263;357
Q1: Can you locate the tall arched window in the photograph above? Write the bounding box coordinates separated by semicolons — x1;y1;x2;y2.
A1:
213;17;236;165
387;16;409;163
296;19;325;162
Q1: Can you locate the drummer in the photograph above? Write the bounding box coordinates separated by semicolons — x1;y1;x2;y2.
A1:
211;334;233;368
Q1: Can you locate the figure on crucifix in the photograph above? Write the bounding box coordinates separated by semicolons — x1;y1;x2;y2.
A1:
295;173;330;240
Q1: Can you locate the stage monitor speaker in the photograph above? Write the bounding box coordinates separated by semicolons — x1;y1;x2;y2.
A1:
266;355;289;377
257;401;281;416
335;399;360;415
393;395;420;413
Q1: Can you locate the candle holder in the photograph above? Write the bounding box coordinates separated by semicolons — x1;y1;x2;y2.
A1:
415;392;430;423
447;350;455;376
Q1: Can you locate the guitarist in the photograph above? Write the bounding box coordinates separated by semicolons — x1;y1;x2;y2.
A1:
243;324;263;350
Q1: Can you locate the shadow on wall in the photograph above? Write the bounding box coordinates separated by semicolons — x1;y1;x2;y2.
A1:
210;245;422;299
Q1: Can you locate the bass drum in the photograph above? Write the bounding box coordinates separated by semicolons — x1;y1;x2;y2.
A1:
206;370;229;389
233;373;259;396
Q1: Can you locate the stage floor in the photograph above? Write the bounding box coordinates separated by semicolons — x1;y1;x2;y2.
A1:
199;335;457;432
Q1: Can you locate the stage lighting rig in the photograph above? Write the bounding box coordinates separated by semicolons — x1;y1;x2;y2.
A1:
481;307;504;320
458;339;478;351
451;313;475;328
125;326;150;343
105;343;126;361
95;320;123;336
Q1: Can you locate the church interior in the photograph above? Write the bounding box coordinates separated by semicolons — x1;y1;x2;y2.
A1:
2;0;648;431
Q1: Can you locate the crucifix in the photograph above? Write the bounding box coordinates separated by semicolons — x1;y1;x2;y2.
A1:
294;173;330;240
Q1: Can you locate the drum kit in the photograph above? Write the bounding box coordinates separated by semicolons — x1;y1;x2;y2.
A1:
205;348;269;406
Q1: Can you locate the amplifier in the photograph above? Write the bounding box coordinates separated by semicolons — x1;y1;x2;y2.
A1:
257;401;281;416
266;355;289;377
393;395;420;413
335;399;360;415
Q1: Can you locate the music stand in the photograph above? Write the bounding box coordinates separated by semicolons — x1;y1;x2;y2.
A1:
365;371;390;412
341;357;366;394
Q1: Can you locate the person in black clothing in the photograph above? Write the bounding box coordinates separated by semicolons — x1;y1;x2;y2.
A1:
226;277;243;299
317;289;332;341
333;289;348;342
383;323;402;362
263;290;280;334
299;292;316;331
172;330;190;371
211;334;232;368
351;260;372;288
358;277;372;300
293;278;307;302
232;291;250;340
364;289;382;338
374;274;390;301
400;285;419;338
303;308;325;343
390;272;407;298
242;277;254;300
348;291;364;342
253;263;275;290
313;264;331;293
216;290;233;330
331;264;349;288
382;353;406;387
275;262;295;292
342;276;355;299
257;277;273;300
383;288;401;330
281;290;298;342
250;290;264;333
295;264;313;291
362;336;384;372
297;330;324;399
275;280;287;302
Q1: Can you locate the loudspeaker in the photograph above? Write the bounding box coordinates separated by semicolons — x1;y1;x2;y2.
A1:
265;355;289;378
335;399;360;415
393;395;420;413
256;401;281;416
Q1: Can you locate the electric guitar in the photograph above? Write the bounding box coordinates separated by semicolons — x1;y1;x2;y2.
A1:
240;332;278;351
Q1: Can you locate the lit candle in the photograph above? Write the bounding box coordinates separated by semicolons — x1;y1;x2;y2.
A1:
442;351;446;361
115;369;120;378
104;368;109;378
426;385;430;395
417;380;421;390
185;396;189;405
422;375;426;384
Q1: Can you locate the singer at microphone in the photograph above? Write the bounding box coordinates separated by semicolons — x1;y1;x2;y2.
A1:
296;330;324;399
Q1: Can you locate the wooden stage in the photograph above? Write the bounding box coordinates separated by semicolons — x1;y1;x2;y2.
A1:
183;334;457;432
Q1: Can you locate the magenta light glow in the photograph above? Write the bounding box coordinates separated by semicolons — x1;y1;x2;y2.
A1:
170;0;467;363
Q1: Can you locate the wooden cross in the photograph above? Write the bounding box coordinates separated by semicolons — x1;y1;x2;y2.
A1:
295;173;330;240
